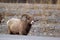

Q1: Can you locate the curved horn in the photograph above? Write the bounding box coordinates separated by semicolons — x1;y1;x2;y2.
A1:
21;14;33;23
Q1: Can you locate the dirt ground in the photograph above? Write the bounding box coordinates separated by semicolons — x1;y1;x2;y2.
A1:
0;15;60;37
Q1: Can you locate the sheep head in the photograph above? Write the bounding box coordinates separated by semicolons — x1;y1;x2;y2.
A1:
21;14;34;24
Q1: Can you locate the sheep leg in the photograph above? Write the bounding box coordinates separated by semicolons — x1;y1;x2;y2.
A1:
8;26;13;34
19;31;27;35
19;31;23;35
8;29;14;34
8;29;13;34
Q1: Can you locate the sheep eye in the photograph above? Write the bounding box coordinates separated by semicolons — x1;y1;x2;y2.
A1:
27;18;29;20
27;17;30;20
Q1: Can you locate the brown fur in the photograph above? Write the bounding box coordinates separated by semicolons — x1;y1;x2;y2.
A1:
7;14;33;35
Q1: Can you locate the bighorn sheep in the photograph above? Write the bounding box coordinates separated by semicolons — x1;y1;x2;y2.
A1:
7;14;34;35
